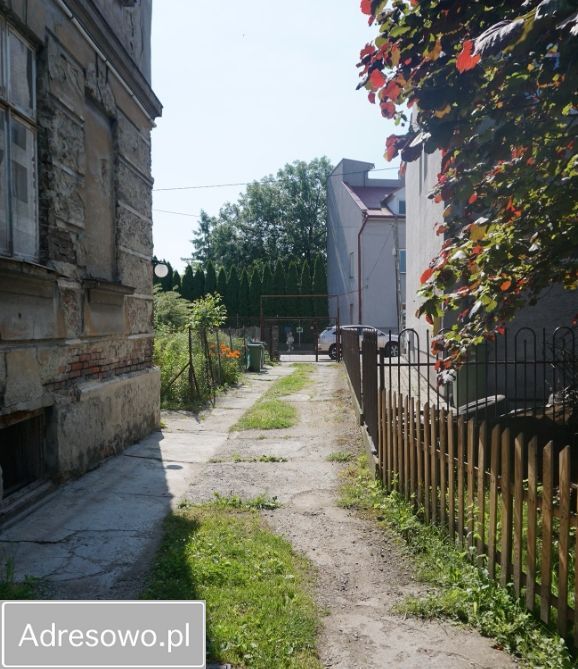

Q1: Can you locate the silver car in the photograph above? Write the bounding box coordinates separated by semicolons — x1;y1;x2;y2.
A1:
318;325;400;360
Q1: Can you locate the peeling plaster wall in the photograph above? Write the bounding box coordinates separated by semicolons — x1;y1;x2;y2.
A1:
0;0;161;487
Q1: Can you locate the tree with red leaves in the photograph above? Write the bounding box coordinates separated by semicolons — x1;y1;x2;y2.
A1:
358;0;578;361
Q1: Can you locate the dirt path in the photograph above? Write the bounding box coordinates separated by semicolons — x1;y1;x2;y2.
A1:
183;362;515;668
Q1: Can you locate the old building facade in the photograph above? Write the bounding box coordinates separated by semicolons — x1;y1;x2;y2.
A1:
0;0;161;509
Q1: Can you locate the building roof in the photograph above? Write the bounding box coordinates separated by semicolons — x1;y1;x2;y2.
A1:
344;184;401;218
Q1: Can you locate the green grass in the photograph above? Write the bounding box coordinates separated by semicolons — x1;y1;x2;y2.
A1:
210;453;289;464
0;560;36;600
326;451;354;463
143;502;321;669
232;364;313;432
232;453;288;463
208;493;281;510
233;399;298;431
338;455;574;669
265;364;314;398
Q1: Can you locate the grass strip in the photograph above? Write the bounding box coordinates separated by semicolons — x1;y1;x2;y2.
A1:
338;454;573;669
232;364;313;431
143;501;321;669
265;364;314;398
233;399;297;430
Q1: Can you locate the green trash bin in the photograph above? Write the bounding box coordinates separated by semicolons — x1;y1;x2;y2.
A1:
247;341;265;372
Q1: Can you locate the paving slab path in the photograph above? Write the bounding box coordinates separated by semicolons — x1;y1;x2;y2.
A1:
0;362;516;667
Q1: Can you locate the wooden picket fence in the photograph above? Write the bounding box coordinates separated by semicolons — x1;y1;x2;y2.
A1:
378;387;578;642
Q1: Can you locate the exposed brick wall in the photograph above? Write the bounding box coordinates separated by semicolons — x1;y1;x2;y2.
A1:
44;338;153;393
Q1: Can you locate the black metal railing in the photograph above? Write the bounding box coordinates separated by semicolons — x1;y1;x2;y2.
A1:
369;325;577;448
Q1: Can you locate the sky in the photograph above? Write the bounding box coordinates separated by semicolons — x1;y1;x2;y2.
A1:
150;1;400;273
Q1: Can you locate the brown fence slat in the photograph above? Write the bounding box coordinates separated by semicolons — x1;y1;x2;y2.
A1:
574;469;578;646
477;422;487;558
513;433;524;598
424;403;431;523
525;436;538;612
431;408;438;524
397;392;405;493
488;424;500;580
439;408;447;527
416;401;423;511
387;389;393;490
404;395;410;501
379;389;386;485
457;416;465;546
540;442;554;624
558;446;571;637
409;397;416;505
467;419;475;553
448;411;455;541
392;392;398;488
500;428;512;587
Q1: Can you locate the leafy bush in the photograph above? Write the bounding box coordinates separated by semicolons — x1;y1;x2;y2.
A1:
154;330;244;408
153;287;192;333
190;293;227;331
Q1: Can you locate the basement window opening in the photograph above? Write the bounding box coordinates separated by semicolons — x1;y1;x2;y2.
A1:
0;411;46;498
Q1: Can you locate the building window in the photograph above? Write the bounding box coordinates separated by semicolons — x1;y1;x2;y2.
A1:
398;199;406;215
348;251;354;279
399;249;406;274
0;22;37;261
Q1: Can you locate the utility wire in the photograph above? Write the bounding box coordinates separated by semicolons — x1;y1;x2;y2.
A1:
153;165;401;192
153;208;201;218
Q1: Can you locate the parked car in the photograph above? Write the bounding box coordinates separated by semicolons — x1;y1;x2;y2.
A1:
318;325;400;360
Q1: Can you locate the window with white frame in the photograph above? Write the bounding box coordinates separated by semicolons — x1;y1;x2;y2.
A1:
0;21;37;260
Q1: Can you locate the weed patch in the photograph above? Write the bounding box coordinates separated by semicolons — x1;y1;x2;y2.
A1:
0;560;36;600
338;455;573;668
144;503;320;668
190;493;282;511
326;451;353;463
232;453;288;463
